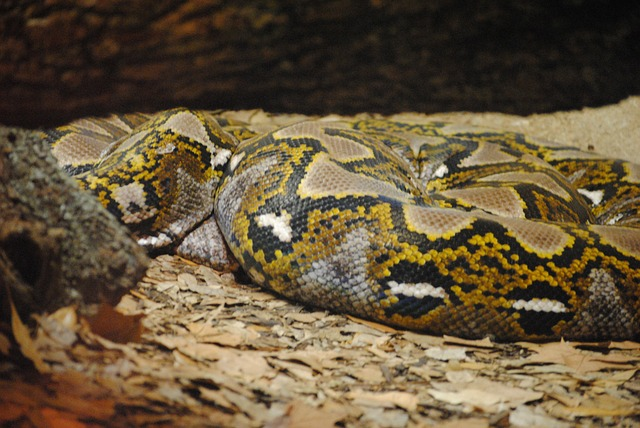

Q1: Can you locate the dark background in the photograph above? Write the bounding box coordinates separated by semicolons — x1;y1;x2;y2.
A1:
1;0;639;127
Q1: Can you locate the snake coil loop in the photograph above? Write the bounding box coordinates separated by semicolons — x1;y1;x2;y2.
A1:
44;108;640;341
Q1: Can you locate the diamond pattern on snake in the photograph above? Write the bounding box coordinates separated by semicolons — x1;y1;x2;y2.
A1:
43;108;640;341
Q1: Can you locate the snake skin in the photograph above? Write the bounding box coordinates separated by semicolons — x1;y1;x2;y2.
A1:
43;108;640;341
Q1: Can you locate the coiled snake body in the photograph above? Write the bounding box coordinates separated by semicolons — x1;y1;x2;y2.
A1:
44;108;640;341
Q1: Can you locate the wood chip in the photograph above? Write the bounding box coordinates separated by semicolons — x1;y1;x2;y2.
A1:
3;248;640;426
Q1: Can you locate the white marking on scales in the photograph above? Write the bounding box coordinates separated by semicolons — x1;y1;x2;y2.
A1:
433;164;449;178
511;298;567;313
212;148;232;168
388;281;448;299
257;211;293;242
228;152;245;172
577;188;604;206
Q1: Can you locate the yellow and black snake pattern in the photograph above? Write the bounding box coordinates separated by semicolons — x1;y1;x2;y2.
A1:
43;108;640;341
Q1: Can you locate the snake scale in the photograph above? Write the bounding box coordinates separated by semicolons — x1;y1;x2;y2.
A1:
43;108;640;341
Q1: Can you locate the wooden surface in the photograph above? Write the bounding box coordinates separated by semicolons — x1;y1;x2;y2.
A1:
0;128;148;320
1;0;639;127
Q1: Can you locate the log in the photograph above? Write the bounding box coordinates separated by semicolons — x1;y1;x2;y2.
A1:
0;128;148;319
0;0;638;127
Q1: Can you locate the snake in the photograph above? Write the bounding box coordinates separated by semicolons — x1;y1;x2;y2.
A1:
42;108;640;341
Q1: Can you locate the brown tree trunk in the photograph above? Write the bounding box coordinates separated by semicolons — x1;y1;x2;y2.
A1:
1;0;639;127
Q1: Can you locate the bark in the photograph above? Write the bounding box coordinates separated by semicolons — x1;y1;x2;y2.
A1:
0;0;639;127
0;127;148;319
